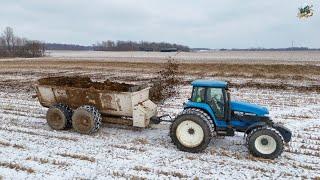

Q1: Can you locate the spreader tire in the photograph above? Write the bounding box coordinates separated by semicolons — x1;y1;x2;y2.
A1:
247;127;284;159
46;104;73;130
170;108;214;153
72;105;102;134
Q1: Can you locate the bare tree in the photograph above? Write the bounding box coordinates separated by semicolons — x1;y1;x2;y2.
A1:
2;26;15;54
0;37;7;57
0;37;5;45
107;40;115;48
20;40;45;57
0;27;45;58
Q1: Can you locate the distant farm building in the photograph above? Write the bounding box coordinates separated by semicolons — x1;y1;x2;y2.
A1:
160;48;178;52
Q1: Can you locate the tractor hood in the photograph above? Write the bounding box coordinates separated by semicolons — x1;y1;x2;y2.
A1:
230;101;269;116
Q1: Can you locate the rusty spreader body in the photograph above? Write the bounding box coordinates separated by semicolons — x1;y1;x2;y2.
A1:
35;83;157;128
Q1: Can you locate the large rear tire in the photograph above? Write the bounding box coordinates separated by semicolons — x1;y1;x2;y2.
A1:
72;105;102;134
247;127;284;159
170;108;214;153
46;104;73;130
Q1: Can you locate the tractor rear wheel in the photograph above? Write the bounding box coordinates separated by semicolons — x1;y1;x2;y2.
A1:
170;108;214;153
247;127;284;159
72;105;102;134
46;104;73;130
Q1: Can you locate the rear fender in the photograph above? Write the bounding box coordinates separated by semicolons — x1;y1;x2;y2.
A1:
184;101;217;126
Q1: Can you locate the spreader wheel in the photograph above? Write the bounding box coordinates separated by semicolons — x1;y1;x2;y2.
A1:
46;104;73;130
247;127;284;159
72;105;102;134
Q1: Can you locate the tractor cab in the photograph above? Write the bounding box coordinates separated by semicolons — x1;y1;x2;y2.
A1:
190;80;229;121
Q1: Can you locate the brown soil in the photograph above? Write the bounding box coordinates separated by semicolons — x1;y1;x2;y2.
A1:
149;59;182;102
38;76;134;92
0;59;319;94
230;82;320;92
1;59;320;80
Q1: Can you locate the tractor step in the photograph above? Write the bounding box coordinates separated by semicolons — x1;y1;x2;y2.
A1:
216;128;235;136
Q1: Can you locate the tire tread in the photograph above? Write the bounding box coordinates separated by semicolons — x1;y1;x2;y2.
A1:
47;103;73;130
246;126;284;159
72;105;102;134
170;108;214;153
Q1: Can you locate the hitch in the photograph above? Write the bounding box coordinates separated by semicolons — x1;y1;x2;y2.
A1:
150;114;172;124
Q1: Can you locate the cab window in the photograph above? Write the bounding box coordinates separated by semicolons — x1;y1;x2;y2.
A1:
206;88;224;119
191;87;205;103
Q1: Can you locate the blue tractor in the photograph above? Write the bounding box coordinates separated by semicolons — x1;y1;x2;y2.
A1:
168;80;292;159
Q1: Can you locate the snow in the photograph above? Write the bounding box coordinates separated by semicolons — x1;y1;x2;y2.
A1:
45;50;320;63
0;84;320;179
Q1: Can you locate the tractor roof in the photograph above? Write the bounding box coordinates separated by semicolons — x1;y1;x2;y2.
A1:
191;80;228;88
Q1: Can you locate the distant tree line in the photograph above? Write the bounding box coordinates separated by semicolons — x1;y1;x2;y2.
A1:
0;27;45;58
219;47;320;51
45;43;92;51
93;40;190;52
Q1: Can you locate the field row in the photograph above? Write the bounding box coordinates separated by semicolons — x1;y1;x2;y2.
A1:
0;83;319;178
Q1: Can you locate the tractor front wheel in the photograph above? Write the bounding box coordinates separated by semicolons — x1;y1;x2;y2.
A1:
247;127;284;159
170;109;213;153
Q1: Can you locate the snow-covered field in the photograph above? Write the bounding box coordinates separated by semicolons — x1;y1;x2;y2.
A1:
0;54;319;179
46;50;320;63
0;84;320;179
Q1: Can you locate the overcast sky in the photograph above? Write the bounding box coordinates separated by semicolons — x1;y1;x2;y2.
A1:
0;0;319;48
